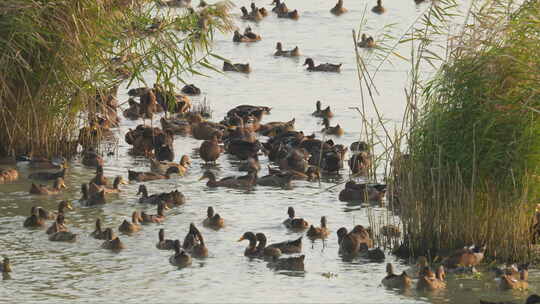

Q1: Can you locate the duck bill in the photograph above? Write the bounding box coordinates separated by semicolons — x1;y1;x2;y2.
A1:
198;176;206;181
237;236;245;242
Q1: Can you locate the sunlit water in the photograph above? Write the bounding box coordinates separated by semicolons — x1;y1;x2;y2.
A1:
1;0;538;303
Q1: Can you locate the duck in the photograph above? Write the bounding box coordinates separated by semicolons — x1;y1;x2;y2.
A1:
23;207;46;228
349;150;371;176
29;156;66;169
238;232;259;257
118;211;142;234
182;225;199;252
90;218;111;240
443;245;486;269
480;295;540;304
199;170;257;190
46;214;69;235
140;203;167;224
269;255;305;271
89;176;127;194
255;233;282;259
181;84;201;95
190;114;225;140
233;29;261;43
137;185;186;207
81;184;106;206
359;243;385;260
90;166;108;186
82;149;104;168
28;168;66;181
304;58;341;72
150;155;190;176
274;42;300;57
330;0;347;15
128;166;180;182
160;117;192;135
271;0;288;14
267;236;302;254
0;168;18;184
156;229;176;250
382;263;412;289
199;135;221;164
358;33;375;48
257;171;294;188
190;224;209;258
37;200;73;220
250;3;267;17
312;101;334;118
321;117;344;136
244;26;262;40
223;61;251;73
169;240;192;268
500;266;528;290
282;207;309;230
101;228;125;251
1;257;12;274
277;9;299;20
337;225;373;257
417;265;446;290
240;6;262;21
338;181;386;203
123;98;142;120
371;0;385;14
307;216;330;239
203;207;224;230
29;177;66;195
49;227;78;242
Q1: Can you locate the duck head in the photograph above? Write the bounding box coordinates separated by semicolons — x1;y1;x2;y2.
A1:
180;155;191;166
54;177;67;190
287;206;295;219
303;58;315;68
276;42;283;51
207;206;215;218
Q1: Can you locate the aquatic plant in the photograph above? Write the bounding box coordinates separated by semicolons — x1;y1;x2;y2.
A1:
0;0;233;158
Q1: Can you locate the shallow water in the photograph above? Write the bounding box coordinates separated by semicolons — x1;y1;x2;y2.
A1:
1;0;538;303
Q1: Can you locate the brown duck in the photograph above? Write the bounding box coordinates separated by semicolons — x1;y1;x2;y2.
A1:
282;207;309;230
169;240;192;267
46;214;69;235
199;135;221;164
29;177;66;195
23;207;46;228
81;184;106;206
0;168;18;184
307;216;329;239
199;170;257;190
443;245;485;269
330;0;347;15
256;233;282;259
371;0;385;14
156;229;176;250
90;218;112;240
381;263;412;289
417;266;446;290
274;42;300;57
128;166;180;182
312;101;334;118
101;228;126;251
321;117;344;136
203;207;224;230
118;211;143;234
223;61;251;74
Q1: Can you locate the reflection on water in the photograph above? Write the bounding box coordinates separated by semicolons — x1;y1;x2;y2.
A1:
1;0;539;303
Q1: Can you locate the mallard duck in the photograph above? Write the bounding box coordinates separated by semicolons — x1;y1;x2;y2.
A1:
269;255;305;271
417;266;446;290
170;240;192;268
480;295;540;304
23;207;46;228
1;257;12;274
89;176;127;194
443;245;486;269
307;216;329;239
49;228;78;242
0;168;18;184
304;58;341;72
29;156;66;169
140;203;167;224
277;9;299;20
150;155;190;176
181;84;201;96
271;0;288;13
312;101;334;118
161;117;192;135
267;236;302;254
223;61;251;74
274;42;300;57
203;207;224;230
337;225;373;257
28;168;66;181
46;214;68;235
37;200;73;220
244;26;262;40
101;228;125;251
190;224;209;258
90;166;108;186
137;185;186;207
255;233;282;259
338;181;386;203
123;98;142;120
371;0;385;14
29;177;66;195
233;30;260;43
90;218;111;240
199;135;221;164
128;166;180;182
81;184;106;206
182;226;198;252
500;267;528;290
156;229;176;250
238;231;259;257
358;33;375;48
321;117;344;136
82;149;104;168
282;207;309;230
118;211;142;234
382;263;412;289
240;6;263;21
257;172;294;188
199;170;257;190
330;0;347;15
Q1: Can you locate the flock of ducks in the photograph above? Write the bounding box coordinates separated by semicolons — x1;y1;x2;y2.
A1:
1;0;539;303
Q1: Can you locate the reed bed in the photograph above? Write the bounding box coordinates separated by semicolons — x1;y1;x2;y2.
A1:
0;0;233;158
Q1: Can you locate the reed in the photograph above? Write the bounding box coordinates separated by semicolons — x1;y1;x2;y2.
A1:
0;0;233;158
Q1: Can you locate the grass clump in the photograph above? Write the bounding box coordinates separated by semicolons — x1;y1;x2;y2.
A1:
396;0;540;262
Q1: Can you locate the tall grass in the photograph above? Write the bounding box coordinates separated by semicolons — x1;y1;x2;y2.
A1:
0;0;233;158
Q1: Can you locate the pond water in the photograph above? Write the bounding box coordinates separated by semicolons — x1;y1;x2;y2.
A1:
1;0;538;303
